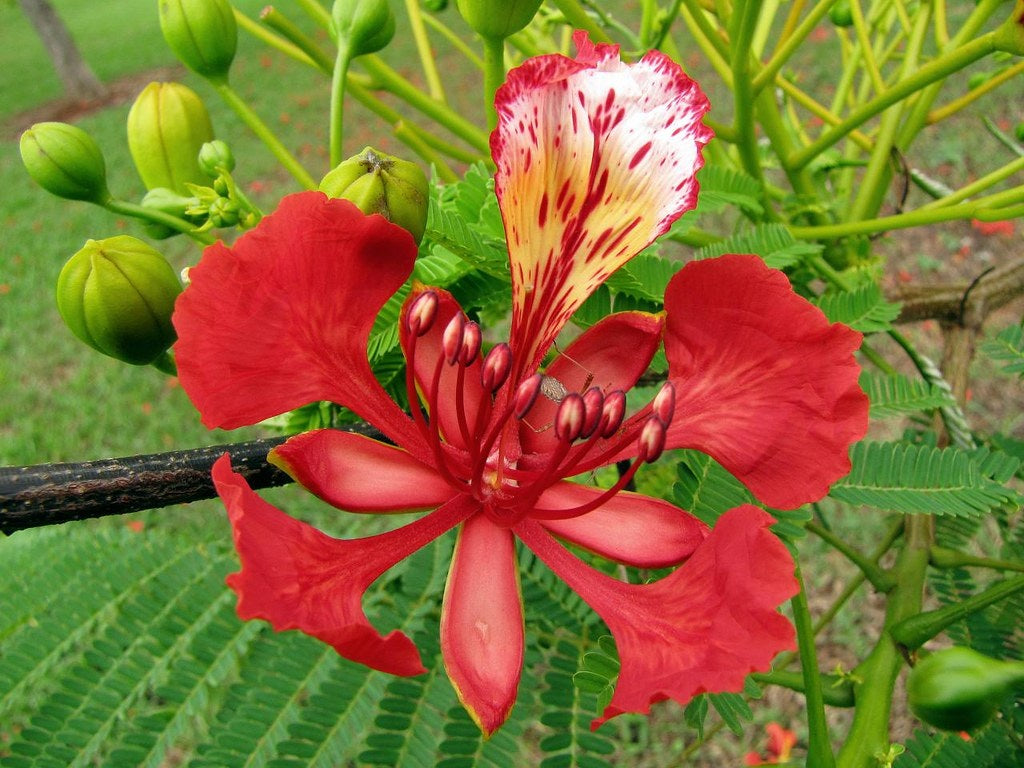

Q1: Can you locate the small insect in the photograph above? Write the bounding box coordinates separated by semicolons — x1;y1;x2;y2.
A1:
524;349;598;433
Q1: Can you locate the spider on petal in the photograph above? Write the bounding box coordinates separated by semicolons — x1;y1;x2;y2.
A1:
173;32;868;734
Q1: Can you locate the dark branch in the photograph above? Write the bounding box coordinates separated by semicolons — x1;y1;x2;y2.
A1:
892;256;1024;325
0;424;383;534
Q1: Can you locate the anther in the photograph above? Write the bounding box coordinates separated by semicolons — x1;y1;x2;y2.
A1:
598;390;627;438
480;343;512;392
652;381;676;425
513;373;544;419
460;322;482;366
406;290;439;337
638;416;667;463
442;313;465;365
554;393;586;443
580;387;605;439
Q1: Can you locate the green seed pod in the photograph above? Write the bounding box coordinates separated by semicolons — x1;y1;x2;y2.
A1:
127;82;215;193
56;236;182;365
828;0;854;27
320;147;429;243
198;139;236;178
908;647;1024;732
20;122;111;204
1015;122;1024;143
159;0;237;82
455;0;542;39
332;0;396;57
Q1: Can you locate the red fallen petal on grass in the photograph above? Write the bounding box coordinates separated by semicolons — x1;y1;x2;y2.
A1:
520;311;664;455
270;430;457;512
493;31;711;375
971;219;1015;237
441;514;524;735
516;505;797;729
536;482;706;568
173;192;425;456
214;455;476;676
663;255;868;509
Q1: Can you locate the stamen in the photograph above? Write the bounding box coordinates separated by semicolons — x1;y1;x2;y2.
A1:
403;332;431;439
579;387;605;439
425;350;466;486
442;313;465;365
554;393;586;443
513;373;544;419
480;343;512;393
598;390;627;438
530;458;644;520
638;415;667;463
652;381;676;425
460;322;482;366
405;290;439;337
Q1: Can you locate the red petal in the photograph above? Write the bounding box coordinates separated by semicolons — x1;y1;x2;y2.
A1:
536;482;707;568
515;505;797;728
174;192;424;453
270;429;457;512
493;31;712;375
520;310;663;455
399;285;484;451
214;454;476;675
441;515;524;735
663;255;868;509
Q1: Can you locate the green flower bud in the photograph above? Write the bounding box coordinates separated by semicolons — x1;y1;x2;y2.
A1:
320;147;429;243
56;236;182;365
198;139;235;177
828;0;854;27
1015;122;1024;143
332;0;396;58
140;187;202;239
908;647;1024;732
159;0;237;82
20;122;110;204
127;82;215;193
455;0;542;39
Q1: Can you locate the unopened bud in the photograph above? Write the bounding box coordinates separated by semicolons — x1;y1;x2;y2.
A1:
652;381;676;425
20;122;110;204
580;387;605;439
159;0;237;82
599;390;627;438
127;82;214;193
406;290;439;337
460;323;482;366
207;196;241;228
198;139;236;177
638;416;667;463
455;0;542;39
332;0;396;58
554;393;586;443
514;374;543;419
141;187;200;239
56;236;181;365
480;343;511;392
442;313;465;365
319;147;429;243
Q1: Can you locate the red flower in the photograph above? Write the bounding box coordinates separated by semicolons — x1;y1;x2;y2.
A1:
174;33;867;734
970;218;1015;237
745;722;798;765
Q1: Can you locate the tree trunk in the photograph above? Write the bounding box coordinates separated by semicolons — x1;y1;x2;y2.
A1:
18;0;107;101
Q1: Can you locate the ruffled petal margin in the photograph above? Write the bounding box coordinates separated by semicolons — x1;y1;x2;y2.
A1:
515;505;798;729
270;430;457;512
214;455;476;676
536;482;706;568
441;515;524;735
174;192;425;454
494;31;712;375
663;255;869;509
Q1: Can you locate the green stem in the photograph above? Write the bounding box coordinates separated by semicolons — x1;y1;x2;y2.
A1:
792;561;837;768
891;573;1024;651
482;36;506;132
212;81;317;189
918;156;1024;211
293;0;331;27
358;56;491;154
789;31;1000;171
235;9;326;71
806;521;895;591
104;199;215;245
836;516;931;768
422;13;484;68
258;6;333;72
404;0;446;101
330;47;351;168
393;123;460;184
730;0;764;183
929;546;1024;574
549;0;614;43
751;669;855;707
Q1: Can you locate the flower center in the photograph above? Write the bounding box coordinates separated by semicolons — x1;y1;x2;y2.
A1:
404;291;674;527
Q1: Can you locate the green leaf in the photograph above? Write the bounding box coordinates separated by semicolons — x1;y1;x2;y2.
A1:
981;323;1024;377
830;441;1024;516
860;372;956;417
695;223;822;269
813;283;902;332
673;450;755;527
695;166;764;216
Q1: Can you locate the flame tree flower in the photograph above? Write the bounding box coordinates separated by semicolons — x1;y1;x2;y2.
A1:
173;33;868;734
